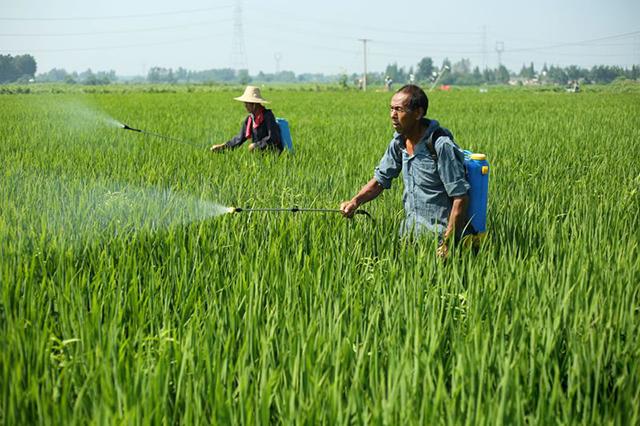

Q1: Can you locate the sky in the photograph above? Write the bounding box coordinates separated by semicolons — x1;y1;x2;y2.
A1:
1;0;639;77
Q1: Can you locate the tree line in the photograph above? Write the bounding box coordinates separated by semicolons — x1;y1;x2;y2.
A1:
37;68;118;85
0;54;37;84
383;57;640;86
1;52;638;86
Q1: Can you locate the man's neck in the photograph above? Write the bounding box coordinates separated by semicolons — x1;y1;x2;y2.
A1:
404;120;429;148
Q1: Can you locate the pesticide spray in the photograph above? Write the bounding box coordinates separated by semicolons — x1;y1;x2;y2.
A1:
5;173;232;249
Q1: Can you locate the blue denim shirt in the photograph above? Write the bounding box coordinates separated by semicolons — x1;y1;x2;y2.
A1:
374;119;470;238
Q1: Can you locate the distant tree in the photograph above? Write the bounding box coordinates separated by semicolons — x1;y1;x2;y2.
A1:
91;70;116;84
175;67;188;82
0;55;19;83
565;65;584;81
194;68;235;82
482;67;495;84
452;58;471;76
147;67;175;83
37;68;69;82
274;70;296;83
496;65;510;83
441;58;472;84
78;68;95;83
472;66;483;84
256;71;271;82
297;73;333;83
14;54;37;78
547;65;568;84
237;69;251;85
519;62;535;79
415;57;434;82
385;63;396;81
147;67;161;83
590;65;623;84
75;68;113;85
366;72;383;85
384;62;406;84
338;72;348;88
539;63;549;83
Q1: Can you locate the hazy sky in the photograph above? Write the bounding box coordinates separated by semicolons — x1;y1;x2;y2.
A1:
1;0;638;76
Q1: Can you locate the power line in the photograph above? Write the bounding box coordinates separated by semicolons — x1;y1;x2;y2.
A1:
250;34;360;56
0;19;231;37
367;49;484;59
242;17;479;46
373;39;484;49
505;30;640;53
0;34;224;53
0;5;233;21
250;5;481;37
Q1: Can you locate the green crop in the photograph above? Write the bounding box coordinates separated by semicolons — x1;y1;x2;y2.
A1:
0;87;638;424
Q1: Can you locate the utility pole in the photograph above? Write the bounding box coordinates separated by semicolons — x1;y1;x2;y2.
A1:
230;0;248;72
274;52;282;74
482;25;487;70
358;38;370;91
495;41;504;67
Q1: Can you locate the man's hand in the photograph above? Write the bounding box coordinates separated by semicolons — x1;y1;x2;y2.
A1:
210;144;226;152
248;143;256;151
340;200;359;218
340;178;384;219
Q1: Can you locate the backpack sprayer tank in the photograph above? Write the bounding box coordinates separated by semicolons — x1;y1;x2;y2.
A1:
463;151;489;236
276;118;294;153
423;130;489;243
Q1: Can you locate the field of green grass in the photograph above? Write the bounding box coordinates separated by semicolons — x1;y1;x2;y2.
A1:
1;86;639;424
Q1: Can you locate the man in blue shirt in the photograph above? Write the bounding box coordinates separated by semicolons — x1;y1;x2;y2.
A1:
340;84;469;257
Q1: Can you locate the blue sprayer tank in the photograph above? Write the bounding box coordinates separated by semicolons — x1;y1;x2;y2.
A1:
276;118;294;153
463;150;489;234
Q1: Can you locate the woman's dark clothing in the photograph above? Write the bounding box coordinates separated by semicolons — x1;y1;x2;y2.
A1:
224;108;283;152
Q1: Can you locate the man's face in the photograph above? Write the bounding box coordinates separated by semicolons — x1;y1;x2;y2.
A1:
390;92;422;135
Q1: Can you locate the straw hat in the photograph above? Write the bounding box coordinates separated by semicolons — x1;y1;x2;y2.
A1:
234;86;270;104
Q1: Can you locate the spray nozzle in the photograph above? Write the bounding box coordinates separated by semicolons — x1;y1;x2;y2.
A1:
122;123;142;132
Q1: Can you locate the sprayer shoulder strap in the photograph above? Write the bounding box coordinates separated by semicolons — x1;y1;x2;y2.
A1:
425;127;449;162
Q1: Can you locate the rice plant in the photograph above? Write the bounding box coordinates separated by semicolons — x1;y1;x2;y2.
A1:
0;87;638;424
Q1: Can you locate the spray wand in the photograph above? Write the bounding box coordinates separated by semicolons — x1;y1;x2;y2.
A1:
121;123;190;145
231;206;373;221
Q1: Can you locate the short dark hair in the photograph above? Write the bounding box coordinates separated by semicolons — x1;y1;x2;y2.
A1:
396;84;429;116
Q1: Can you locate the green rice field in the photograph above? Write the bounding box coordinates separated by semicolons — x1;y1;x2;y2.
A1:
1;85;639;424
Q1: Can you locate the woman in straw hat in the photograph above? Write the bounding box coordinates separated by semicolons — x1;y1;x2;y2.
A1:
210;86;283;153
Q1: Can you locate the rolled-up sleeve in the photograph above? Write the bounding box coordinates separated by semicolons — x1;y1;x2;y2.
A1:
373;140;402;189
435;137;470;197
